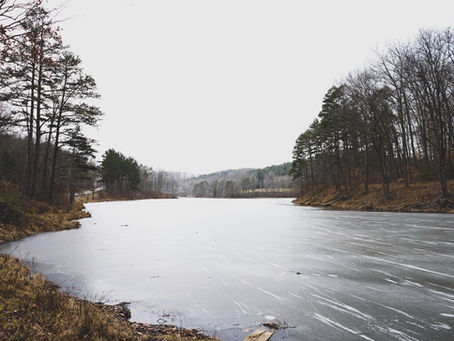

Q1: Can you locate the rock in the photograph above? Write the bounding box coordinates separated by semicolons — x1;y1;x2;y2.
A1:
115;302;131;319
322;198;342;207
321;200;333;207
262;319;291;330
263;322;280;330
360;203;373;211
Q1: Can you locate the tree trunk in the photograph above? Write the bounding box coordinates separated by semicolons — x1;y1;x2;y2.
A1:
363;135;369;194
27;58;36;196
48;69;68;202
31;29;44;199
403;92;418;171
41;119;54;191
438;131;449;197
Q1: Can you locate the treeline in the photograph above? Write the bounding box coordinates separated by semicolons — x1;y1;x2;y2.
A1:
99;149;178;199
0;1;101;203
291;28;454;201
189;163;295;198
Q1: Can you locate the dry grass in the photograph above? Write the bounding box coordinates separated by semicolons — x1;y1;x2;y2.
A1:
0;192;90;243
0;254;216;340
0;255;214;340
294;180;454;213
0;254;135;340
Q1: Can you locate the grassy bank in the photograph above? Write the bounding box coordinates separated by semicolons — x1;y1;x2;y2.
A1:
0;191;90;243
78;190;177;203
0;191;213;340
293;180;454;213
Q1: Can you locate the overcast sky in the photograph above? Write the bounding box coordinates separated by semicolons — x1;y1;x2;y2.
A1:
46;0;454;174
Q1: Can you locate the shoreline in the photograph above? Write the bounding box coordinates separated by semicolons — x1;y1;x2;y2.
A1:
78;190;177;204
292;180;454;214
0;196;214;340
292;199;454;214
3;187;451;339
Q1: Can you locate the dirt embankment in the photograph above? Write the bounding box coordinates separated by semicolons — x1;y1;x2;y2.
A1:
293;180;454;213
0;191;214;340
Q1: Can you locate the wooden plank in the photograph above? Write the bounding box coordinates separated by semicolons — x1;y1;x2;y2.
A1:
242;329;274;341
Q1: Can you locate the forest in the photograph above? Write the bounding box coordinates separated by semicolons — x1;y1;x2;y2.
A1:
185;163;296;198
2;1;454;206
0;1;179;203
291;28;454;201
98;149;179;199
0;1;101;203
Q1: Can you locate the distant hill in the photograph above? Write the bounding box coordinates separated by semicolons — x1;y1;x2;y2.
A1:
178;162;297;198
190;168;254;182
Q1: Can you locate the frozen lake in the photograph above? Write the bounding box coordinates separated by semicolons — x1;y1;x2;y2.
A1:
1;198;454;340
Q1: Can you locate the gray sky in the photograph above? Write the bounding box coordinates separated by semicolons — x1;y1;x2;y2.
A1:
47;0;454;174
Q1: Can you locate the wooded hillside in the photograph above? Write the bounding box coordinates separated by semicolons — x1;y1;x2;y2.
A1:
181;163;296;198
291;28;454;203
